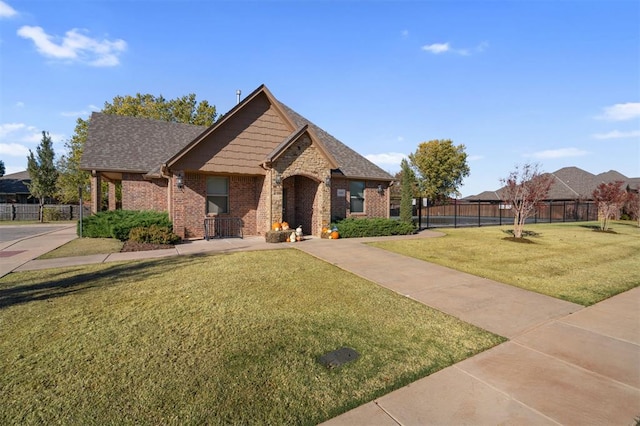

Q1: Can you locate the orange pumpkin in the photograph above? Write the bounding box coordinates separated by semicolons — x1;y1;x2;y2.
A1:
272;222;281;231
330;231;339;239
321;226;328;234
281;221;289;230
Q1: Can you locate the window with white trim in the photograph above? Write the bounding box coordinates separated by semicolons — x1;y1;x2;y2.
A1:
350;181;365;213
206;176;228;214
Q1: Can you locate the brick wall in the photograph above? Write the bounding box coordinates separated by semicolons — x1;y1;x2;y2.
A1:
331;178;389;221
122;174;168;212
172;172;262;239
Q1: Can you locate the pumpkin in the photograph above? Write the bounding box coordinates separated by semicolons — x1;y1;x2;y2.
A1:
321;226;329;234
272;222;281;231
330;231;339;239
281;221;289;230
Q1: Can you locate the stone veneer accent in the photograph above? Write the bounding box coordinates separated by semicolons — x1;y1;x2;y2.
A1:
271;133;332;236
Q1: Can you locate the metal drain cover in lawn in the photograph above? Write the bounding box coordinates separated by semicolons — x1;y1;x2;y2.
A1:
318;347;360;369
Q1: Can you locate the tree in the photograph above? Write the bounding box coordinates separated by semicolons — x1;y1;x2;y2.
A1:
27;131;58;222
408;139;470;203
592;181;627;231
399;158;416;224
500;163;554;239
56;93;217;203
0;159;5;177
624;190;640;228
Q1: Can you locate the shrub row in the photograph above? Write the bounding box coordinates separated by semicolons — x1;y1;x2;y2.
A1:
79;210;175;241
333;217;416;238
129;224;181;245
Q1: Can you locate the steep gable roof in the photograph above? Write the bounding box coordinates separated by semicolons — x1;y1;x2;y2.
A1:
277;102;393;180
82;85;393;182
0;171;30;194
81;113;207;174
166;85;392;180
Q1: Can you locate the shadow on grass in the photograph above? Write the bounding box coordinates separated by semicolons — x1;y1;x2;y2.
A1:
0;253;212;310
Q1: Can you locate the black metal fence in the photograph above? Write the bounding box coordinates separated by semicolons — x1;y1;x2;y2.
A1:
204;217;244;239
392;200;598;229
0;204;90;221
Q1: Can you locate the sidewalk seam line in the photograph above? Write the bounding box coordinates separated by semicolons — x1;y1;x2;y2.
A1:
510;340;640;391
556;317;640;346
452;365;563;425
373;401;404;426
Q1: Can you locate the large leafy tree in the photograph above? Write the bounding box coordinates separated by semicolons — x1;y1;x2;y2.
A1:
500;163;554;239
0;159;5;177
408;139;470;203
56;93;217;203
27;131;58;222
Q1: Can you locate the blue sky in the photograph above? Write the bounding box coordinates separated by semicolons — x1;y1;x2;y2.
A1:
1;0;638;197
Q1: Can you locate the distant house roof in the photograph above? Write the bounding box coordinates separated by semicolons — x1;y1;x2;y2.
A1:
82;84;393;182
0;171;30;194
464;166;638;202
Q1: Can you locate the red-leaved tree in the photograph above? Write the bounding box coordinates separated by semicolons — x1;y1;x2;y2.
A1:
500;163;554;238
625;190;640;227
592;181;627;231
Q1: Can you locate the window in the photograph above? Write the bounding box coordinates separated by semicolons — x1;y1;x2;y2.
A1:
206;176;228;214
350;181;365;213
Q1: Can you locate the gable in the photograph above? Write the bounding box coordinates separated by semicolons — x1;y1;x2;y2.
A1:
170;92;291;175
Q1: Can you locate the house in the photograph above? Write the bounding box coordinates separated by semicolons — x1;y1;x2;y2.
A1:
464;166;640;202
81;85;394;239
0;171;35;204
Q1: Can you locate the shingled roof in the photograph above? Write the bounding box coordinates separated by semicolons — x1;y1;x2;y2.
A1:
82;85;393;182
81;113;207;174
0;171;30;194
464;166;637;201
277;102;393;180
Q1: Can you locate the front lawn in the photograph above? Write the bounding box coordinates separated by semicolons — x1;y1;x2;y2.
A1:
0;250;503;425
38;237;124;259
370;221;640;306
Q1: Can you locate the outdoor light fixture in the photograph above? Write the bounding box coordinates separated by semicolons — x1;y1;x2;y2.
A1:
176;173;184;189
275;174;282;185
377;184;384;194
324;176;331;186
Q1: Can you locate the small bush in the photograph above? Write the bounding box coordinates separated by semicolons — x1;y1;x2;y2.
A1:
129;225;180;245
334;218;416;238
43;207;64;222
79;210;174;240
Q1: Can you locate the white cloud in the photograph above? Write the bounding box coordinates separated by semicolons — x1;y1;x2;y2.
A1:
15;101;24;108
0;1;17;18
0;122;26;137
422;42;450;54
530;147;589;159
592;129;640;139
422;41;488;56
401;29;409;38
4;165;24;175
596;102;640;121
0;143;30;156
365;152;406;167
17;26;127;67
61;104;101;117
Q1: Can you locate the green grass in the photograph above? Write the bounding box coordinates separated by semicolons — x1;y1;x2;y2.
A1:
370;221;640;306
0;250;503;425
38;237;124;259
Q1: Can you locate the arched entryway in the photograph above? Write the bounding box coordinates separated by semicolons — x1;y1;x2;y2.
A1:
282;175;321;236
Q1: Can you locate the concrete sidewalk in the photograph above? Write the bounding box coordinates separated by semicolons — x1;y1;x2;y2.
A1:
2;227;639;424
300;239;640;425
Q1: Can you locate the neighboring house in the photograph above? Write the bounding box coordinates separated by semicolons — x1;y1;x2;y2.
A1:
81;84;394;239
464;166;640;202
0;171;35;204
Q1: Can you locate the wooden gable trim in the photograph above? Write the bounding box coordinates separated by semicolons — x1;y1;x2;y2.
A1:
166;84;282;169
